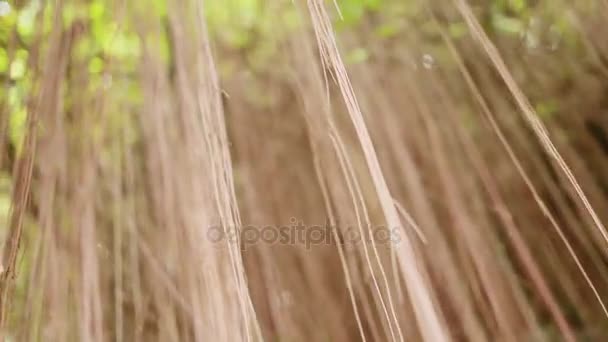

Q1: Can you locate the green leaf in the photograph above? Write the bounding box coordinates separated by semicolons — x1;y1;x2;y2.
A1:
236;0;259;29
9;106;27;153
17;1;39;41
89;0;104;20
375;23;399;38
104;31;141;59
74;36;95;60
88;57;103;74
448;22;467;38
364;0;382;11
509;0;527;13
338;0;365;27
62;3;86;29
346;47;369;65
0;48;7;73
151;0;167;17
492;13;524;35
9;49;27;79
535;101;558;120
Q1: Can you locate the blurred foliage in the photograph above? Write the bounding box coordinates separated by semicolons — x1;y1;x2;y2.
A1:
0;0;596;230
0;2;604;338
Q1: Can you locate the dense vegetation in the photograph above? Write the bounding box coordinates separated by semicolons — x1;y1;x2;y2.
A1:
1;0;608;341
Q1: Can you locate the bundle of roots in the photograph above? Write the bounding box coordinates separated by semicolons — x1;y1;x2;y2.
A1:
1;0;608;341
